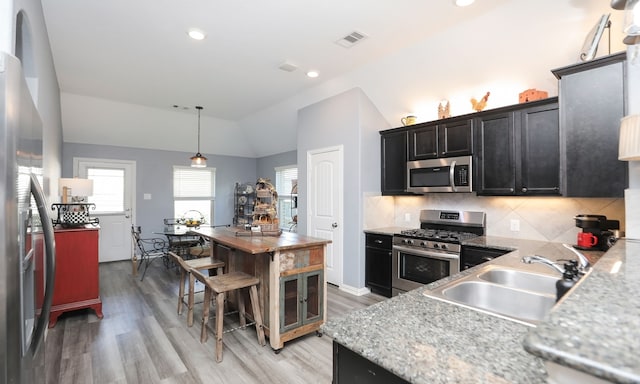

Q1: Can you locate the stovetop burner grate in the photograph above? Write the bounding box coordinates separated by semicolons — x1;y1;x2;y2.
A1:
399;228;479;243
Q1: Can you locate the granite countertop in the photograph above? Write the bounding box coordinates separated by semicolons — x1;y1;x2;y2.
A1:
363;226;412;236
323;235;617;383
524;239;640;383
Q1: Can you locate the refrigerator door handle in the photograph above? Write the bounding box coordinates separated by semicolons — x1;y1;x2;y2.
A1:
29;174;56;354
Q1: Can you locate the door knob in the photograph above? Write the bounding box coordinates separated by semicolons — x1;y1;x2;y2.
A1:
332;222;338;228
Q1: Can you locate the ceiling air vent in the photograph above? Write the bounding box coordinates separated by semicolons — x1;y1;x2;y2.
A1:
335;31;368;48
278;62;298;72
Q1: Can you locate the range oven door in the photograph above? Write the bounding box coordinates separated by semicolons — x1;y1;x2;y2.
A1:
392;245;459;295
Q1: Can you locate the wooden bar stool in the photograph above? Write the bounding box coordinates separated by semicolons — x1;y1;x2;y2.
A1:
191;269;266;363
189;244;211;257
167;252;225;327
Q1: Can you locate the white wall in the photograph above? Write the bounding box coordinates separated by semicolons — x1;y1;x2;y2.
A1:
240;0;626;157
624;44;640;238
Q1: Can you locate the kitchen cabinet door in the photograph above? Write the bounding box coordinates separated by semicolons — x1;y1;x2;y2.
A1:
365;233;392;297
518;102;560;195
475;111;516;195
475;98;559;196
333;342;410;384
380;130;414;195
552;52;627;197
438;118;473;157
408;124;438;160
280;269;324;333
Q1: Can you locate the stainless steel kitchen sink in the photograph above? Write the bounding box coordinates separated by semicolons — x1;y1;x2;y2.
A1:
441;281;556;324
478;267;558;296
423;264;560;326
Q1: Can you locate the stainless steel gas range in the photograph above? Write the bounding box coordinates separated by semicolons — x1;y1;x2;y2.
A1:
392;210;486;296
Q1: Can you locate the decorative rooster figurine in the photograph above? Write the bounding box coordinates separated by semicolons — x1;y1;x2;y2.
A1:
470;91;490;112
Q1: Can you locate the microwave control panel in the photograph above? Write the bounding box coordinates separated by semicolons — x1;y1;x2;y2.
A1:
455;165;470;186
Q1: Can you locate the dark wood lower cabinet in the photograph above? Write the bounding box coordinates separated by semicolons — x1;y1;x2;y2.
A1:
365;233;392;297
333;342;410;384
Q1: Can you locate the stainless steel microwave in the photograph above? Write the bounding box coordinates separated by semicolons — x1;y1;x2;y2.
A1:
407;155;472;193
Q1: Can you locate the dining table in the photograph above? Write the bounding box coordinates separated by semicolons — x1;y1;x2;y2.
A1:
153;227;204;258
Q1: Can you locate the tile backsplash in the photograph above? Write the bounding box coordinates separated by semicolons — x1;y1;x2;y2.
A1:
364;193;625;244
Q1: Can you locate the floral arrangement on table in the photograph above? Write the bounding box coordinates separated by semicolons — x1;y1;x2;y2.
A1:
177;210;206;227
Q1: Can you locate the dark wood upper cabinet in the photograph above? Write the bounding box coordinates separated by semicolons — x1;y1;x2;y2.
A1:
519;102;560;195
552;52;628;197
438;118;473;157
475;98;560;196
408;118;473;160
380;129;415;195
408;123;438;160
475;110;516;195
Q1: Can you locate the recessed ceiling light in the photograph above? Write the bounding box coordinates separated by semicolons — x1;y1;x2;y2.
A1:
187;28;207;40
455;0;475;6
306;71;319;78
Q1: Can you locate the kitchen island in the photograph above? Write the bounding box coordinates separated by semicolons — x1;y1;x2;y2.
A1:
323;237;633;383
191;226;331;351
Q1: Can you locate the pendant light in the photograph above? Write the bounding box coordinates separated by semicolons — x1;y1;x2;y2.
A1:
190;106;207;168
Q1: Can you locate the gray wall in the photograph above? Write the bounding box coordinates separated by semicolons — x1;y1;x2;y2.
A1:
62;143;297;237
256;150;297;185
297;88;389;289
63;143;258;236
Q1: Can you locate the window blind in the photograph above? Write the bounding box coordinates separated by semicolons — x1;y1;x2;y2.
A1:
275;165;298;196
173;166;215;198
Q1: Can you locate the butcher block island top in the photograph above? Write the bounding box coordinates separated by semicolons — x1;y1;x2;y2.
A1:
191;226;331;351
191;226;331;254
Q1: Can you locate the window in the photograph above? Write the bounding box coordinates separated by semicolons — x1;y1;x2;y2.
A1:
87;168;125;213
173;166;215;224
275;165;298;231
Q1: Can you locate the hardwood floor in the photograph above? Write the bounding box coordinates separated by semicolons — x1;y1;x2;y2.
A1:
45;259;385;384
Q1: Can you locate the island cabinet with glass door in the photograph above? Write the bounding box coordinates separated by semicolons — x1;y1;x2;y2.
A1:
191;226;330;351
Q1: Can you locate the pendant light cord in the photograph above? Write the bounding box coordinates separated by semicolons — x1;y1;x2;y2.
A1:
196;105;203;154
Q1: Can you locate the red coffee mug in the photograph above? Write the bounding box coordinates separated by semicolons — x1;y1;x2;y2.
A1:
577;232;598;248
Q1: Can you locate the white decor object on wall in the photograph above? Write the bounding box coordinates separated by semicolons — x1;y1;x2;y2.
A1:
619;114;640;160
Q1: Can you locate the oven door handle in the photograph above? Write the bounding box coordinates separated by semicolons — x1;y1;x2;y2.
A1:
449;159;457;192
393;245;459;260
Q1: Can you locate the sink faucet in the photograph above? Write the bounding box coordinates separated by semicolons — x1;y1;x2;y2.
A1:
561;243;591;270
521;244;591;274
521;255;566;274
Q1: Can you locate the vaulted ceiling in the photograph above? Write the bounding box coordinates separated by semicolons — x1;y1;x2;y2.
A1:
41;0;614;157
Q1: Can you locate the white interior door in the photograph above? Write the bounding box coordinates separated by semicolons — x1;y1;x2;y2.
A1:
307;146;343;286
75;158;135;263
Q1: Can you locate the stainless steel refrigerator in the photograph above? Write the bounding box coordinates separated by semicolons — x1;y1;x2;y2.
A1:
1;52;56;383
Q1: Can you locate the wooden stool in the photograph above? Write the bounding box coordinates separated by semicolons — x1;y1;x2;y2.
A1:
189;244;211;257
191;269;266;363
167;252;225;327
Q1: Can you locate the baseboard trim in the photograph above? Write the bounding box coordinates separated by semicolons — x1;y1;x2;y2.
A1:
337;284;371;296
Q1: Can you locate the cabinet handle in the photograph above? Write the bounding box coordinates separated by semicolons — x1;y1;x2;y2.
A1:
522;187;528;193
374;239;383;244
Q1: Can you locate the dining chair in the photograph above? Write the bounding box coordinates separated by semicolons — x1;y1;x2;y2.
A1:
131;225;168;281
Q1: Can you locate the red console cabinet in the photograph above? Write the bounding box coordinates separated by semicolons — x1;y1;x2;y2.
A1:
49;226;103;327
